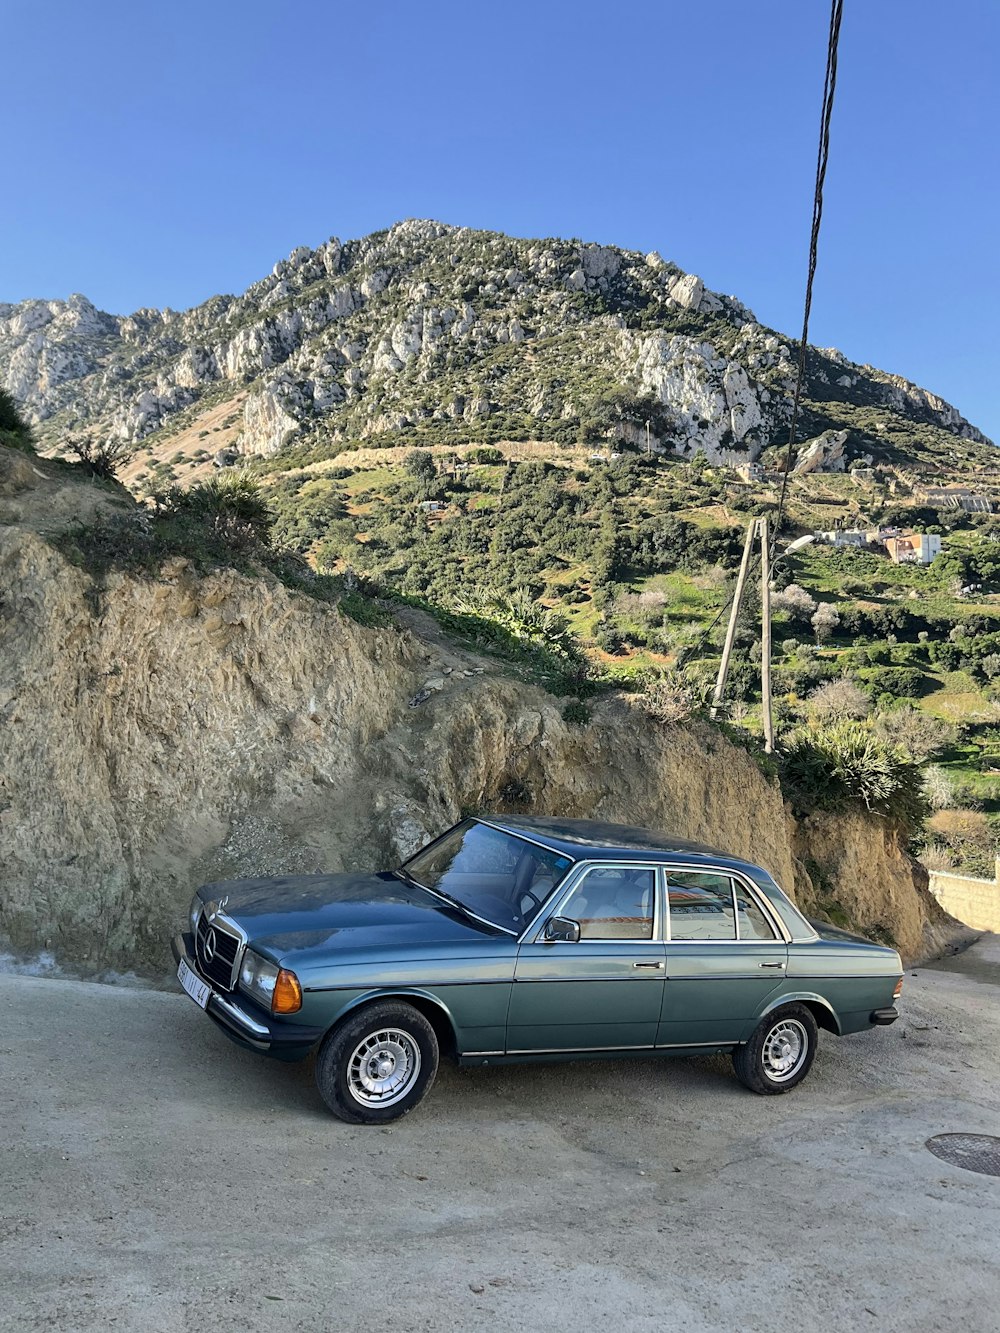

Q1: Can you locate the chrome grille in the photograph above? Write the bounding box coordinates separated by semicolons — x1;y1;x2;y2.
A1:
195;911;244;991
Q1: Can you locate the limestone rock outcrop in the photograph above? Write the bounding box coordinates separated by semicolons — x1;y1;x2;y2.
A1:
1;221;990;463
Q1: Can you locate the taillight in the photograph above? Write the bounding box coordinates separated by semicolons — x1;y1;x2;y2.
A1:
893;977;903;1000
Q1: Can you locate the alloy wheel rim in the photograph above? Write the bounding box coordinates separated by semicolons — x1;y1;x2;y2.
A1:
347;1029;421;1107
762;1018;808;1083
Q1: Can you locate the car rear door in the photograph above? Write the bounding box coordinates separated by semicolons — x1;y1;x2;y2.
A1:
507;863;666;1053
658;867;789;1047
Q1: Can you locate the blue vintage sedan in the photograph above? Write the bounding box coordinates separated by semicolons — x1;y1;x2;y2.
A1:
172;816;903;1123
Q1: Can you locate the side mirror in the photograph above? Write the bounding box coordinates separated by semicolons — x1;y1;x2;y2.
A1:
544;915;580;944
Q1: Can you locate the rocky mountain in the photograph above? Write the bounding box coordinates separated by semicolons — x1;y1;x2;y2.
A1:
1;219;993;469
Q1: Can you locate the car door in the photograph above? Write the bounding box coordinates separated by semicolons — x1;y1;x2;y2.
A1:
507;863;666;1053
658;867;788;1047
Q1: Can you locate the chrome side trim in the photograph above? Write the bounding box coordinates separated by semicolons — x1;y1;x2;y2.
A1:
514;973;664;984
506;1044;655;1054
503;1041;737;1055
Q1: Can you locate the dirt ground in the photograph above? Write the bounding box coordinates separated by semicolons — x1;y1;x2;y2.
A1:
1;937;998;1332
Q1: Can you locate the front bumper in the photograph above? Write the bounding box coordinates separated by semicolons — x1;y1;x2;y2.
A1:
171;933;324;1059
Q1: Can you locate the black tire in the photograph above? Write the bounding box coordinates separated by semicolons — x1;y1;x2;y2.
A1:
732;1003;819;1095
315;1001;439;1124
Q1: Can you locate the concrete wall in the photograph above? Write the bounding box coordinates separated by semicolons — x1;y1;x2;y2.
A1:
928;858;1000;933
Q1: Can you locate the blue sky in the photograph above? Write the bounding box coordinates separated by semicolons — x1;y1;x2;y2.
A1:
5;0;998;439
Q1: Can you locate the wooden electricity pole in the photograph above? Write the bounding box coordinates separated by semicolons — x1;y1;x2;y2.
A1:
759;516;775;754
710;518;758;719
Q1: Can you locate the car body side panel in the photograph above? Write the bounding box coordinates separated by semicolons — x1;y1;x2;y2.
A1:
508;941;667;1051
294;942;518;1054
781;939;902;1034
660;942;789;1045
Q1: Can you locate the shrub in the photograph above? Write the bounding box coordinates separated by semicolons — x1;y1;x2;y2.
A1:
923;764;956;811
0;388;34;453
65;432;134;479
806;678;871;722
856;666;925;700
562;700;592;725
640;670;700;725
156;474;273;547
780;721;928;830
872;704;955;762
925;807;996;877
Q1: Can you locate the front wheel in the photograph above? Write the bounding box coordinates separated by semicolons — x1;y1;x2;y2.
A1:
315;1001;440;1124
732;1003;818;1095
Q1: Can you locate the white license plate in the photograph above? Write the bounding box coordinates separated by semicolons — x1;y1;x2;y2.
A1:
178;957;211;1010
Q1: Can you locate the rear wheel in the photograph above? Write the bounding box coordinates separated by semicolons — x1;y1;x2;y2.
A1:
732;1003;818;1095
315;1001;439;1124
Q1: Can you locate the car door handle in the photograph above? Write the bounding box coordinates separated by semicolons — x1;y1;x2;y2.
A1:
759;962;786;969
633;960;665;970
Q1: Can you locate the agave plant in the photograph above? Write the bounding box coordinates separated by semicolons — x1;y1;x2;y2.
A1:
452;586;579;660
780;720;928;831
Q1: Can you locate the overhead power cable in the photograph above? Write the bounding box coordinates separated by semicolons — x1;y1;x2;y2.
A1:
675;0;845;676
770;0;845;558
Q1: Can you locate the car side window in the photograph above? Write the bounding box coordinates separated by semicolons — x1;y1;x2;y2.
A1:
734;879;778;941
560;867;655;940
666;871;736;941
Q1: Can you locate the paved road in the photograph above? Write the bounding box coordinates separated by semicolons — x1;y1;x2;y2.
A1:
2;938;999;1333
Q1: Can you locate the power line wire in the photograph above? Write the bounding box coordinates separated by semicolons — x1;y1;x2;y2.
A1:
771;0;845;558
676;0;844;677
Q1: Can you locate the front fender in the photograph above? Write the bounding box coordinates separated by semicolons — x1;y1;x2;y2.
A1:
324;985;462;1041
742;990;842;1040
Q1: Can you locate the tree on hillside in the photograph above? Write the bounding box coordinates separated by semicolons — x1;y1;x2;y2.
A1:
0;388;34;453
403;449;436;481
812;602;841;644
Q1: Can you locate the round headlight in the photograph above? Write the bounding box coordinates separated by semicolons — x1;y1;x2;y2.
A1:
239;950;279;1008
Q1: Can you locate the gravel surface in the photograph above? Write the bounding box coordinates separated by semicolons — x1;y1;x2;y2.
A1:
2;936;998;1332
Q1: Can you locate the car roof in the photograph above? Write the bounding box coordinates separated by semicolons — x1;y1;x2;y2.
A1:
478;815;764;873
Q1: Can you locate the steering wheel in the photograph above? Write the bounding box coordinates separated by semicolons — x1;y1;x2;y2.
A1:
517;888;544;917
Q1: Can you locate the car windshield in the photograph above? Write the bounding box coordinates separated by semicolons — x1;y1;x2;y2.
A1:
401;820;573;933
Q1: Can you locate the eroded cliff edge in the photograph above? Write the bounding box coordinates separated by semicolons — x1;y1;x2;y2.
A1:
0;453;959;972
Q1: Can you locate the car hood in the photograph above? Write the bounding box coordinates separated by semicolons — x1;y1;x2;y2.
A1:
195;870;502;964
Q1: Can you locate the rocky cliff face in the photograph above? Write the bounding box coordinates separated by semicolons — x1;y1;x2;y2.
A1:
0;450;958;972
1;220;991;467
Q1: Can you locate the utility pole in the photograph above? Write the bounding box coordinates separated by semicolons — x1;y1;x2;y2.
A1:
645;419;651;456
760;516;775;754
710;518;758;719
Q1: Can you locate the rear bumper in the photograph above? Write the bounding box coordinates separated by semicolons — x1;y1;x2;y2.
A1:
870;1006;899;1026
171;933;324;1059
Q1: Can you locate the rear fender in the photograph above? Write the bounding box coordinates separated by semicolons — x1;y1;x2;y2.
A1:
741;990;841;1041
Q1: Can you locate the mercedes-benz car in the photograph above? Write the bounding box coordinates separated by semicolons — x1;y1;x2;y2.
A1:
172;816;903;1123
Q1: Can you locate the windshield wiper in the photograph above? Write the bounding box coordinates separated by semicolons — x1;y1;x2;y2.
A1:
395;869;516;936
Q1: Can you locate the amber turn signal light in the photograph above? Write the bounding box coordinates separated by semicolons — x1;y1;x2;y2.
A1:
893;977;904;1000
272;969;303;1014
